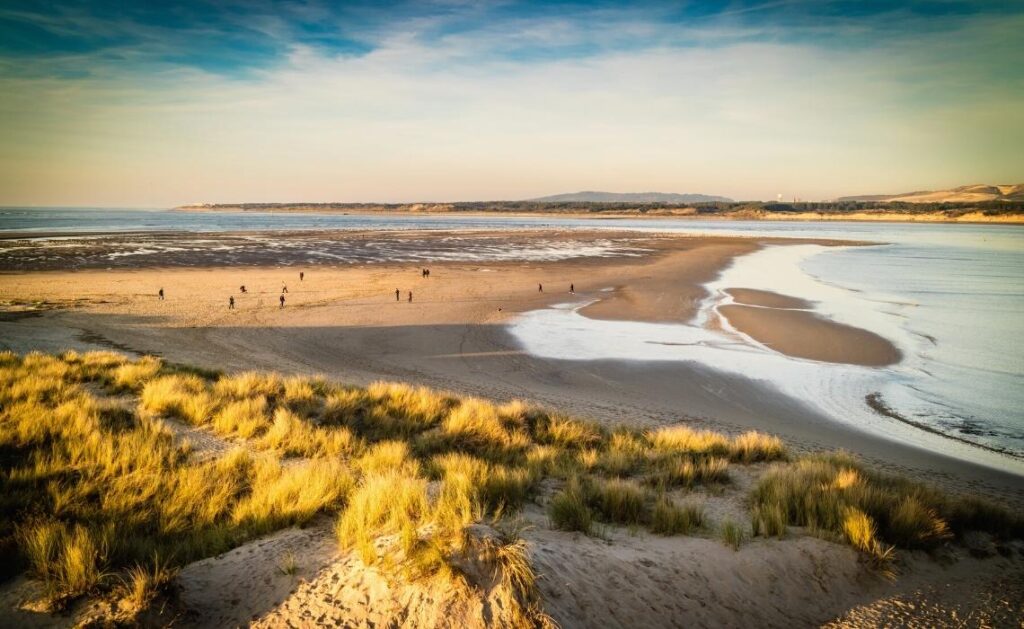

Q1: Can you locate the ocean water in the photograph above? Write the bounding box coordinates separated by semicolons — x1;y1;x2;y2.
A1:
3;207;1022;466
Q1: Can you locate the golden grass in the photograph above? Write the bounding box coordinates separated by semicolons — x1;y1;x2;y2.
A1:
748;452;1021;561
119;555;176;615
18;519;111;603
139;374;215;425
4;351;1020;622
212;396;270;438
648;425;730;455
647;425;788;462
213;371;283;400
841;507;893;565
258;407;357;457
335;472;430;564
648;455;730;488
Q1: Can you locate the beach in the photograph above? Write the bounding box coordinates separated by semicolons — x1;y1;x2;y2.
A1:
3;226;1024;627
2;228;1021;504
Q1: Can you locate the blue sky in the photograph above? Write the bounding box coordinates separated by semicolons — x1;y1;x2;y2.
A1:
1;1;1021;205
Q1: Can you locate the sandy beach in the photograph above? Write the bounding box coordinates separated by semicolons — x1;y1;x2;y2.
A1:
2;228;1023;628
0;229;1020;503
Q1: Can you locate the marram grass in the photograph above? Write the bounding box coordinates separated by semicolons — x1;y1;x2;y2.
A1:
1;350;1020;623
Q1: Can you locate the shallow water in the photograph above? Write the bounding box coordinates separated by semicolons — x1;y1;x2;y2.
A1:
511;227;1024;468
3;207;1022;464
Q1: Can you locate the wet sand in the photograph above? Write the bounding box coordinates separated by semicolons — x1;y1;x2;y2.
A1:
0;230;1021;505
725;287;812;309
719;303;902;366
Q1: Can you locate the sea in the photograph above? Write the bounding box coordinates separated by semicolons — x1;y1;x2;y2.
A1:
2;206;1022;467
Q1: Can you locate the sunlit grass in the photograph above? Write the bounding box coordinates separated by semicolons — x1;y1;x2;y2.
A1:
3;350;1020;623
748;452;1021;562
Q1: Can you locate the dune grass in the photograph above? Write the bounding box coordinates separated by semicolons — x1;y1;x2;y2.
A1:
3;350;1021;623
748;453;1024;562
720;519;744;550
649;498;705;536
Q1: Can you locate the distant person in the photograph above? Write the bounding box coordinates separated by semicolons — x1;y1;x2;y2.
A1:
282;284;288;294
408;291;413;303
299;271;304;281
279;294;285;308
158;288;164;300
240;285;247;293
570;283;574;293
229;296;235;309
395;288;400;301
422;268;427;278
538;283;543;292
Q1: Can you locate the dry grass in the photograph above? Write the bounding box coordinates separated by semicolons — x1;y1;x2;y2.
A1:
648;455;730;488
649;497;704;535
548;478;594;534
212;396;270;438
258;407;357;457
5;351;1020;623
748;453;1022;562
720;519;744;550
119;555;177;614
586;478;649;526
18;520;110;603
647;425;788;462
336;472;430;564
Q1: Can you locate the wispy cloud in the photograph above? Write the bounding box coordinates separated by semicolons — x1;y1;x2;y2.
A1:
0;1;1021;205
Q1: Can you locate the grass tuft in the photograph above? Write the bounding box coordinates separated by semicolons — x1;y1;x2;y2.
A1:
649;498;704;535
548;478;593;534
720;519;744;550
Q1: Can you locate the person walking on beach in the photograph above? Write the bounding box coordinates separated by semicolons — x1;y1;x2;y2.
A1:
570;283;574;293
299;271;304;281
229;296;235;310
395;288;400;301
408;291;413;303
538;283;543;292
158;288;164;300
240;285;246;293
279;294;285;308
422;268;427;278
282;284;288;294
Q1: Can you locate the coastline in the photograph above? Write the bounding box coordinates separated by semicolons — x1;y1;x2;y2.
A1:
174;205;1024;224
2;230;1022;506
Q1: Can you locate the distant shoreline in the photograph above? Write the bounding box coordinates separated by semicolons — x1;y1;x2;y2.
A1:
174;204;1024;224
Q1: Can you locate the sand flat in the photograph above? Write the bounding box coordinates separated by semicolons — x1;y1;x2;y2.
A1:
725;287;812;309
719;303;901;366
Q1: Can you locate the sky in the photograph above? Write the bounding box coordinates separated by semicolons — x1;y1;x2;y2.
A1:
0;0;1022;206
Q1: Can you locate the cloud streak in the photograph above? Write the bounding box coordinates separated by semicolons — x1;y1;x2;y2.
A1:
0;1;1021;205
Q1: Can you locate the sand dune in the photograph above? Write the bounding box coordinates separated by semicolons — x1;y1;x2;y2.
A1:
840;183;1024;203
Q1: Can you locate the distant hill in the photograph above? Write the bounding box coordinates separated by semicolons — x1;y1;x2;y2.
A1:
839;184;1024;203
528;191;733;203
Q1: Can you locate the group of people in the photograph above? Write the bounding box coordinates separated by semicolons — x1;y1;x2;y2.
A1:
393;267;432;302
159;269;578;312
